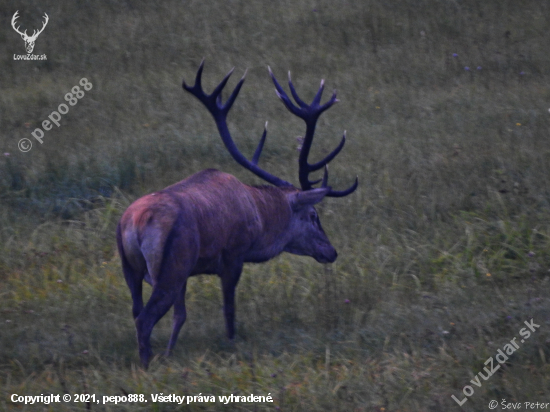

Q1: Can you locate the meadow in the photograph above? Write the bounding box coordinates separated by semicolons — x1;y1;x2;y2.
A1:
1;0;549;410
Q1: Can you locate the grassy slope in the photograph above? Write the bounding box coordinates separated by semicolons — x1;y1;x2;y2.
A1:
1;0;549;410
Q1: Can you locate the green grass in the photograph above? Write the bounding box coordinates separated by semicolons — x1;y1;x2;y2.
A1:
1;0;550;410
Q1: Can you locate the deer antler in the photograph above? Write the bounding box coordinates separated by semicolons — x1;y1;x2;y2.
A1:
11;11;49;40
30;13;49;40
183;61;358;196
268;68;358;197
183;60;293;188
11;11;26;37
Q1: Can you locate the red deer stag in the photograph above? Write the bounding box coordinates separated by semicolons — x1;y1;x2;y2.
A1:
117;61;358;368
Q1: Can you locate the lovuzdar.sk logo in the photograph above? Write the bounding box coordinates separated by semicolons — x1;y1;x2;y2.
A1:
11;10;48;60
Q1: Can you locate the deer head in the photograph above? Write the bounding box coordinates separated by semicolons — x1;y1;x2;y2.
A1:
12;11;49;54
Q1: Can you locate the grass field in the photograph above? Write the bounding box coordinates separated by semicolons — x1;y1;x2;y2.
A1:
1;0;550;410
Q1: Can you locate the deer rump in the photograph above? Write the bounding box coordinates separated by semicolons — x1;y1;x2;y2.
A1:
117;62;357;368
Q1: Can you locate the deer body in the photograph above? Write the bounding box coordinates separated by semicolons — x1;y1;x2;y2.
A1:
118;169;335;367
119;169;335;274
118;62;357;368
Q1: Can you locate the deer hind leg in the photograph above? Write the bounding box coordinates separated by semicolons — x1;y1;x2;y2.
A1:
135;222;198;369
135;284;178;369
117;223;145;320
121;260;144;320
220;260;244;340
165;281;188;356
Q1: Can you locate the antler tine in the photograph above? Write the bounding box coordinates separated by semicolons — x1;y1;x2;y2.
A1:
326;176;358;198
211;67;235;104
308;131;346;172
223;69;246;115
251;122;268;165
287;72;307;108
182;58;205;92
268;67;302;117
319;163;358;195
31;13;48;39
311;79;325;107
269;67;357;197
183;61;292;188
11;11;27;36
321;165;358;197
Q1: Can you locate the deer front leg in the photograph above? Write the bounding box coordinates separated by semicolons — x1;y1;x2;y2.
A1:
220;261;243;340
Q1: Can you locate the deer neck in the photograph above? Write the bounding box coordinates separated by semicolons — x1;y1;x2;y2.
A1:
244;185;294;262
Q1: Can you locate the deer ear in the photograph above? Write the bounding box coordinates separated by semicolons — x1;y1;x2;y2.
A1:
288;188;330;211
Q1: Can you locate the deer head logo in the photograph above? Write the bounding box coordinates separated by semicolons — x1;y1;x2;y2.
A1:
11;11;49;54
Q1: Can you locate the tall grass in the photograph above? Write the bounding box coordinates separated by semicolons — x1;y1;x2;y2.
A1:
1;0;549;410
